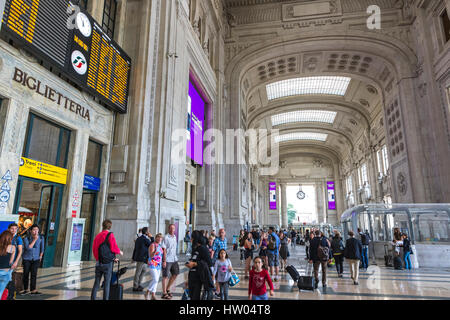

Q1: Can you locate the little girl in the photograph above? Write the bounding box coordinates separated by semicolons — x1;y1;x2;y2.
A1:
213;249;233;300
248;256;274;301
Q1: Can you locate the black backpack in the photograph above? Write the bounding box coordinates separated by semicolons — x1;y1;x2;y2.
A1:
361;233;370;245
98;232;115;264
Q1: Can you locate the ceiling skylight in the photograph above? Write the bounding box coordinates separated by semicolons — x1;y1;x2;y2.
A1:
275;132;328;143
266;76;351;100
271;110;337;126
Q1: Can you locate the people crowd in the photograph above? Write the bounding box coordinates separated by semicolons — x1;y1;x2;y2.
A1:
0;220;415;301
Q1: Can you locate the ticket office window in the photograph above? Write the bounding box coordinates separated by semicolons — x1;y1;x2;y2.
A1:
23;114;71;168
81;140;103;261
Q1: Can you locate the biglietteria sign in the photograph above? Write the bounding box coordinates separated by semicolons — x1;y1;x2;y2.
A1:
13;67;91;121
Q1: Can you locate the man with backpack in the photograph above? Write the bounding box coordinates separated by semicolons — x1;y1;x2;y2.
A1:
267;227;280;282
309;230;331;289
91;220;123;300
358;228;371;270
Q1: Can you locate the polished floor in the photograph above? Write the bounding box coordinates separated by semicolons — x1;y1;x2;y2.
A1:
13;244;450;300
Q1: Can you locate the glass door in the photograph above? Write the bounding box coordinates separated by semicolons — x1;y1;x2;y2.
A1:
13;177;63;268
80;192;97;261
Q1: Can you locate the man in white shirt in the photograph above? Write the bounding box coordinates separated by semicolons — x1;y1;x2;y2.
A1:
161;224;179;299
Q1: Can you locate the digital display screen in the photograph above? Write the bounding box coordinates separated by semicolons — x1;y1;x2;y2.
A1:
327;181;336;210
187;80;204;166
269;182;277;210
70;223;83;251
1;0;131;113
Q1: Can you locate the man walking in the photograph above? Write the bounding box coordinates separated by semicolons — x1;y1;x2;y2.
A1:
132;227;152;292
358;228;371;270
309;230;331;289
21;224;45;295
344;231;363;285
267;227;280;281
91;220;123;300
161;224;180;300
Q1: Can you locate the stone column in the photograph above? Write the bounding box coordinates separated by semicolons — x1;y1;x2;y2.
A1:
316;181;324;224
280;183;287;229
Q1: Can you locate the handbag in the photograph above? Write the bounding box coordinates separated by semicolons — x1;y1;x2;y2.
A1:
228;271;240;287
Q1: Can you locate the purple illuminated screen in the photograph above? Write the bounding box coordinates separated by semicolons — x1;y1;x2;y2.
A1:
327;181;336;210
269;182;277;210
187;80;205;166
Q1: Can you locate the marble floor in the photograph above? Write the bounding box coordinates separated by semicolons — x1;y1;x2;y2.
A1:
13;245;450;300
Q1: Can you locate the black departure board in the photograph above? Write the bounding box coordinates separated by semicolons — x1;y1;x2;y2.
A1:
1;0;131;113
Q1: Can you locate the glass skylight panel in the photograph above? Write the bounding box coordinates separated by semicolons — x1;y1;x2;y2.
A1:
275;132;328;143
266;76;351;100
271;110;337;126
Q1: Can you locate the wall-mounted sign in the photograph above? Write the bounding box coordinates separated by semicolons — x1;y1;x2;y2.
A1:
83;174;101;191
13;68;91;121
1;0;131;113
186;80;205;166
327;181;336;210
269;182;277;210
19;157;67;185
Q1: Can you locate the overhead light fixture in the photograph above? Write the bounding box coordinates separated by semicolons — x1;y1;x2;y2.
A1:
275;132;328;143
266;76;351;100
271;110;337;126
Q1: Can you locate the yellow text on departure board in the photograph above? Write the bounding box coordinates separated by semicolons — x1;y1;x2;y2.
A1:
6;0;40;43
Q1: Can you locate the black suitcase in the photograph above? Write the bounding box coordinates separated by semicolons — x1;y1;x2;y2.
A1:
384;244;393;267
394;256;403;270
286;265;300;282
298;264;315;291
109;262;124;300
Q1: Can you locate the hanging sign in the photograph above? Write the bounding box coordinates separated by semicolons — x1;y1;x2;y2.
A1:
269;182;277;210
19;157;67;185
327;181;336;210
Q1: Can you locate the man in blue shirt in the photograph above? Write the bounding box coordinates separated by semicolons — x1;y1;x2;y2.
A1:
21;224;45;295
211;228;227;262
267;227;280;281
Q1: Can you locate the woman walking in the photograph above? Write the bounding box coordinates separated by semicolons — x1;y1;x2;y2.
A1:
145;233;164;300
259;232;269;269
0;230;15;298
244;232;254;279
186;230;214;300
279;232;290;270
402;233;412;270
331;231;345;277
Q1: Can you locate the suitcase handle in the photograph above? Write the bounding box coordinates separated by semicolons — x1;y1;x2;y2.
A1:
304;262;314;276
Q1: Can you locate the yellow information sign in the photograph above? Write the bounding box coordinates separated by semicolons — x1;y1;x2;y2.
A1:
19;157;67;185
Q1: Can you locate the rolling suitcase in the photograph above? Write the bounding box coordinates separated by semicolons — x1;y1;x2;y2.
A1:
109;262;124;300
298;263;315;291
384;245;393;267
285;265;300;282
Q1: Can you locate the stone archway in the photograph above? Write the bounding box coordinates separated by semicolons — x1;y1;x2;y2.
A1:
223;29;437;233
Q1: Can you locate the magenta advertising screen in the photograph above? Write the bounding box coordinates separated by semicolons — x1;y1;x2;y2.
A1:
269;182;277;210
327;181;336;210
187;80;205;166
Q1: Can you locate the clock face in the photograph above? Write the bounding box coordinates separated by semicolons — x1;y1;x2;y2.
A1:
297;191;306;200
76;13;92;38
